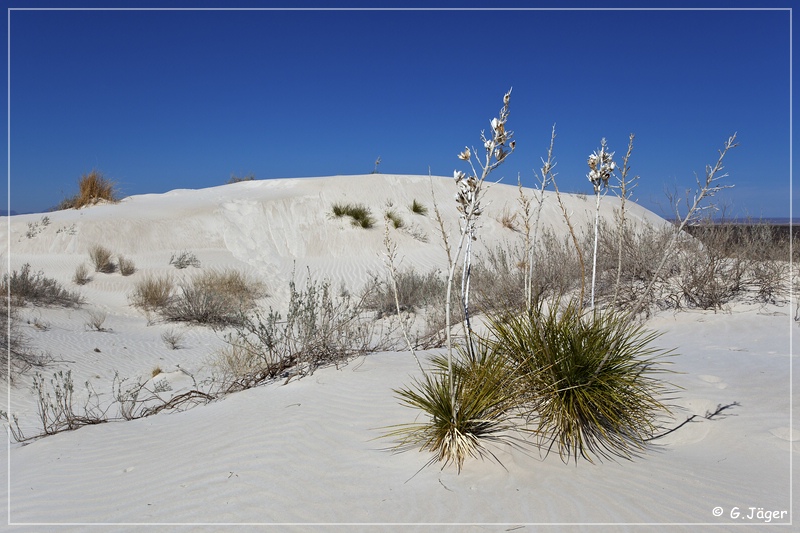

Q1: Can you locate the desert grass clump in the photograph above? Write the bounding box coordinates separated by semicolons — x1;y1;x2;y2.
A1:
385;209;404;229
331;202;375;229
73;263;92;285
88;244;116;273
84;310;109;331
2;264;83;307
498;207;519;231
487;301;674;463
118;255;136;276
129;274;175;311
57;170;119;209
409;199;428;216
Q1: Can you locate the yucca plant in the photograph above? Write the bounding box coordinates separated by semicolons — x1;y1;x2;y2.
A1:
387;342;521;472
487;301;675;463
384;90;517;471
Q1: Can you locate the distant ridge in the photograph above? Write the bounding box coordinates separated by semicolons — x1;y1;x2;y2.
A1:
0;209;19;216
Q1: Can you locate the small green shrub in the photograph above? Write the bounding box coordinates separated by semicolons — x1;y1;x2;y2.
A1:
331;202;375;229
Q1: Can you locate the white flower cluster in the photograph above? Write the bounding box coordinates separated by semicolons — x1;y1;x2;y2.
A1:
453;89;516;234
587;139;615;193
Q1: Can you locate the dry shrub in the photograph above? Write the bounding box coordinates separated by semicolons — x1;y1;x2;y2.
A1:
2;264;83;307
85;310;108;331
130;274;175;311
118;255;136;276
88;244;115;273
57;170;119;209
162;269;265;328
169;250;201;269
1;302;50;380
222;275;399;389
161;328;184;349
363;269;446;316
73;263;92;285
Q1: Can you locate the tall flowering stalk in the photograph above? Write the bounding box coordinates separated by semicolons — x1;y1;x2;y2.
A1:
444;89;515;396
587;139;615;310
612;134;637;309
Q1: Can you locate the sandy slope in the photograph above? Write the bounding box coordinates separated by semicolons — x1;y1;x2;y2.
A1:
1;175;795;531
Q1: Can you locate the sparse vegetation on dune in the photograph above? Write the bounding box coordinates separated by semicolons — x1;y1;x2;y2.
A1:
215;274;400;392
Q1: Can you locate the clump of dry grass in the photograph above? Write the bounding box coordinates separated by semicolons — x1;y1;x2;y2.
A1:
84;310;109;331
73;263;92;285
118;255;136;276
57;170;119;209
88;244;116;273
130;274;175;311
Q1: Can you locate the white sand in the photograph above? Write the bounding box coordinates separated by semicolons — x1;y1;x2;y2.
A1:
1;174;795;530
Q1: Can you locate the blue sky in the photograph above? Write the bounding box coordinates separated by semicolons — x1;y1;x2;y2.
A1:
4;2;795;218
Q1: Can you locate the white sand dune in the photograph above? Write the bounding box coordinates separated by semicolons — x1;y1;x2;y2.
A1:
1;174;795;530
